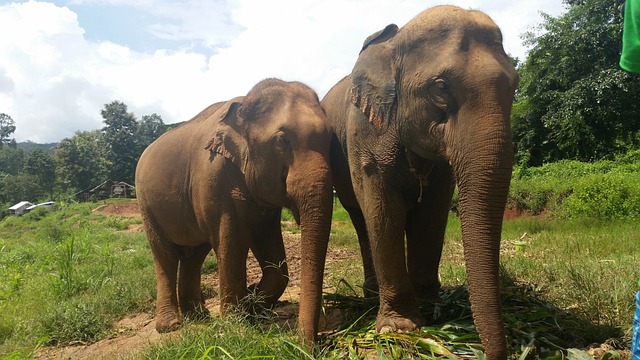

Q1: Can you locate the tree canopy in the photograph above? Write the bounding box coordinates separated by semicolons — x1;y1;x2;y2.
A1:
23;149;56;198
0;113;16;149
55;130;108;192
100;101;140;184
512;0;640;166
137;113;166;148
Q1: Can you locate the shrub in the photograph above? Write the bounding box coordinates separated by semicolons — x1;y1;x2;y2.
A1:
23;207;50;221
508;170;573;215
509;185;555;215
103;216;130;231
509;153;640;217
39;220;70;243
562;172;640;219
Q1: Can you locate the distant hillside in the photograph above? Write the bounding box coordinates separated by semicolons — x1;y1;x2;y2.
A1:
17;141;58;155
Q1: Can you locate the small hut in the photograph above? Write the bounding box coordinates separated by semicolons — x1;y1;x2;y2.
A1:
74;180;136;202
7;201;34;216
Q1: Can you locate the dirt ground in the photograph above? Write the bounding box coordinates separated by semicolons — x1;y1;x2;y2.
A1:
36;202;356;360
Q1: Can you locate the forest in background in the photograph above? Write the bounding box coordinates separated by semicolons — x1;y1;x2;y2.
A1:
0;102;177;210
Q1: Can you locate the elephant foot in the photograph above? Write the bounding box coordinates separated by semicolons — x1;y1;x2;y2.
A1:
362;277;379;298
375;307;425;334
155;312;182;333
183;305;211;322
414;284;442;303
246;284;279;309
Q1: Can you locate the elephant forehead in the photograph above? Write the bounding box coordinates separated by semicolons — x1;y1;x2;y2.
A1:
401;7;503;50
251;102;330;137
291;105;331;133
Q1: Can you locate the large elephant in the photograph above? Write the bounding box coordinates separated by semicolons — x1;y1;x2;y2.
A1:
321;6;518;359
135;78;333;345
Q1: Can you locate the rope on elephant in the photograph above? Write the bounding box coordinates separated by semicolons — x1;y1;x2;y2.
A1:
405;149;431;204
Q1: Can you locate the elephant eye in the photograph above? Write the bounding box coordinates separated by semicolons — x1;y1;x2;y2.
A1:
273;131;290;154
434;79;448;91
428;78;455;115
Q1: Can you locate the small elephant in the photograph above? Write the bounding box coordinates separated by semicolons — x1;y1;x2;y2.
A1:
321;6;518;360
135;79;333;342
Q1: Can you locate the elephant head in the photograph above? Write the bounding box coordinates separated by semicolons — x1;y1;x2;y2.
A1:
348;6;518;358
206;79;334;345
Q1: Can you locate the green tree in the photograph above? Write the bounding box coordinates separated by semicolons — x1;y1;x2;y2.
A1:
0;113;16;148
0;173;41;204
513;0;640;166
137;113;165;151
100;101;139;184
55;131;107;192
23;149;56;198
0;146;24;176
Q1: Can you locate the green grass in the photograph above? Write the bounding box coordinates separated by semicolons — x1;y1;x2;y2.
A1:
0;200;155;358
0;199;636;359
141;314;315;360
500;218;639;336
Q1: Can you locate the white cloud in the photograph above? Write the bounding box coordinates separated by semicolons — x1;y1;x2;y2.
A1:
0;1;211;142
145;0;243;47
0;0;567;143
0;1;97;142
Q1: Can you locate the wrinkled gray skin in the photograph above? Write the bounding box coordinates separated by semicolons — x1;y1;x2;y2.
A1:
136;79;333;346
321;6;518;359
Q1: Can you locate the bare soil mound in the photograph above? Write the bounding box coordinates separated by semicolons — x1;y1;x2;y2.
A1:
92;202;141;217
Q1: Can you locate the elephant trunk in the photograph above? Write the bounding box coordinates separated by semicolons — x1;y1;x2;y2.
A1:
288;155;334;348
453;115;512;360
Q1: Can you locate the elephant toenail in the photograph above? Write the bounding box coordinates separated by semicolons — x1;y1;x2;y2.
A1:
379;325;394;334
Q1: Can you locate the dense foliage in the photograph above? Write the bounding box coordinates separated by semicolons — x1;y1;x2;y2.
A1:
55;130;108;192
0;102;170;209
509;149;640;219
512;0;640;166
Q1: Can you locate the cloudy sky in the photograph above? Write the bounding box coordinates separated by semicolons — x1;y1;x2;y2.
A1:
0;0;567;143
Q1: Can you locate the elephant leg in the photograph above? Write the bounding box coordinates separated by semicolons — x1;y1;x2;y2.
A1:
148;235;181;332
215;215;249;313
359;177;424;333
406;169;454;303
249;217;288;307
178;243;212;320
342;203;378;297
332;138;378;298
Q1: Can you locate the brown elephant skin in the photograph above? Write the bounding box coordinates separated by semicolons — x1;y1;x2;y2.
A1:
135;78;333;347
321;6;518;359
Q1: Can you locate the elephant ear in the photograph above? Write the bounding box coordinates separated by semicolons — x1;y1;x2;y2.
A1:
204;98;249;174
350;24;399;133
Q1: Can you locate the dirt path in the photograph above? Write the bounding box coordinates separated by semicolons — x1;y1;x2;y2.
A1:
36;203;356;359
